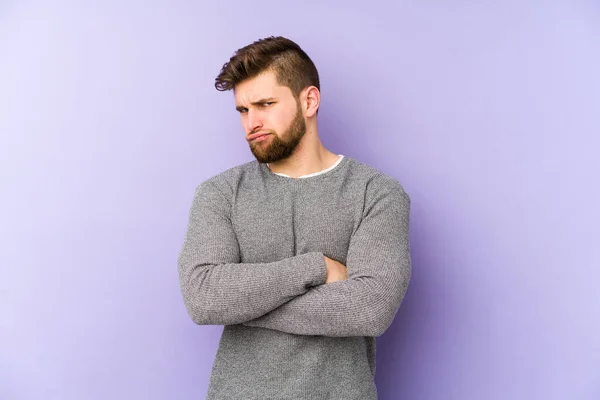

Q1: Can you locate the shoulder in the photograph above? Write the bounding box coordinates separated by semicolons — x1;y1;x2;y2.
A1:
194;159;260;200
345;157;410;202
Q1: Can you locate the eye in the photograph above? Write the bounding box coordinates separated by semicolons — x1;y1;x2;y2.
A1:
261;102;274;108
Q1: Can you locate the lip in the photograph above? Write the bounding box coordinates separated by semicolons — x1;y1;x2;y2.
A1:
249;132;270;141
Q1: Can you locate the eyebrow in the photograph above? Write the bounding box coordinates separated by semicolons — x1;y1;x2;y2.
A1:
235;97;277;112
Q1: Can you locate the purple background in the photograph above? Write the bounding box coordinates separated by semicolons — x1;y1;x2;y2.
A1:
2;1;599;399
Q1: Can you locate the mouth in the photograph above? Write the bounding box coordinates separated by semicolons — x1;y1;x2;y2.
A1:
249;133;270;141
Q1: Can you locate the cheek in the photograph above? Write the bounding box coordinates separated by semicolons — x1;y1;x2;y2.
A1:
241;115;254;132
275;108;297;132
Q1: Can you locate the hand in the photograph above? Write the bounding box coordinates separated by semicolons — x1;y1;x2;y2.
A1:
324;256;347;283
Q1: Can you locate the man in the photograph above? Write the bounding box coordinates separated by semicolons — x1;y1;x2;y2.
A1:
178;36;411;399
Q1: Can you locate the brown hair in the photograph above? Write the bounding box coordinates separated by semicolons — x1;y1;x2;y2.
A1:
214;36;320;98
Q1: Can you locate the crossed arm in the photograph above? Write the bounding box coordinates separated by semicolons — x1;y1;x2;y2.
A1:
177;178;411;337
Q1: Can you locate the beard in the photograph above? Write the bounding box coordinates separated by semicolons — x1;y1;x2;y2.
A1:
248;103;306;164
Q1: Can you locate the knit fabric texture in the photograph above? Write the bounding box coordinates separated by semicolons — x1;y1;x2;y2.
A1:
178;155;411;399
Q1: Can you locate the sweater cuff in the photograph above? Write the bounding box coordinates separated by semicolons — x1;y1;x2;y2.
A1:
301;251;327;287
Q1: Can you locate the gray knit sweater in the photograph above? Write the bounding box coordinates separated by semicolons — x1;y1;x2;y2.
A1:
177;155;411;399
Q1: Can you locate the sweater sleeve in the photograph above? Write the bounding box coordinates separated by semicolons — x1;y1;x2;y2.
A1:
241;180;411;337
177;181;327;326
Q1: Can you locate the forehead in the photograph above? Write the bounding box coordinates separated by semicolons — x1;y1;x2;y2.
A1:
234;70;292;105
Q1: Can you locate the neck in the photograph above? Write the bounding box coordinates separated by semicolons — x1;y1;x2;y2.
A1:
267;129;339;178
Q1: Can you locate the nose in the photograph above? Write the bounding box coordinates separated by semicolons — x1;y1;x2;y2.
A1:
247;109;263;133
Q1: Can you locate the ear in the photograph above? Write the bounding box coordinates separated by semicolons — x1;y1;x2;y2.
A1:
302;86;320;118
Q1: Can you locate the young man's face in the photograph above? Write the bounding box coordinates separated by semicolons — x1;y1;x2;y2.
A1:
234;70;306;163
